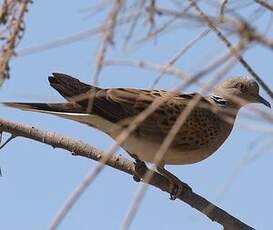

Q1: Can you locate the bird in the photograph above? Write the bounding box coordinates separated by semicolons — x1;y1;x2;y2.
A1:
2;73;271;199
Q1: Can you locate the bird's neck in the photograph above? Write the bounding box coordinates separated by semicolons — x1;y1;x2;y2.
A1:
210;94;240;118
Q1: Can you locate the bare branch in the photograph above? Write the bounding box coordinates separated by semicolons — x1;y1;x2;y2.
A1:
0;118;254;230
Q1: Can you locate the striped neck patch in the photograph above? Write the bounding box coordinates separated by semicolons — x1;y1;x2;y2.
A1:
210;95;228;106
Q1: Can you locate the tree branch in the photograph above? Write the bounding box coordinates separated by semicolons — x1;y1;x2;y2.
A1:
0;118;254;230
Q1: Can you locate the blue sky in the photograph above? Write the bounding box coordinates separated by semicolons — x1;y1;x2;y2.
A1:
1;1;273;229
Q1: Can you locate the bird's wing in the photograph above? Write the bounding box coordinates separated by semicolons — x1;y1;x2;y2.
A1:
91;87;219;150
48;73;212;122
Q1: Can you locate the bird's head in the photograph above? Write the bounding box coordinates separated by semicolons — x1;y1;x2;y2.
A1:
213;77;271;109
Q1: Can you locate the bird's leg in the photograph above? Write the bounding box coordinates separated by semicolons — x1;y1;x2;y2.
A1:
156;164;191;200
128;152;148;182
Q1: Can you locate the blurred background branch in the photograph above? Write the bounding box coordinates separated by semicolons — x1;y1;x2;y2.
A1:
0;0;31;86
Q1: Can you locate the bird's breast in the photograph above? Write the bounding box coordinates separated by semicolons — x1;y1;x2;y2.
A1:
119;117;235;165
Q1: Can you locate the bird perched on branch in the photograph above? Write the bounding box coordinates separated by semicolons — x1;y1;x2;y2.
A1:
2;73;270;199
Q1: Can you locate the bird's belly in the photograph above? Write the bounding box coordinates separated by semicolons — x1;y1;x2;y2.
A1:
120;135;217;165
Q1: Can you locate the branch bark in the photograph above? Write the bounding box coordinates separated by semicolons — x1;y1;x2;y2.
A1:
0;118;254;230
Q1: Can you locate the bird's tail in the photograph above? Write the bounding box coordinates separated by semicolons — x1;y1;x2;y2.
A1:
2;102;83;114
2;73;99;118
2;102;120;134
1;73;119;131
2;102;105;127
48;73;99;102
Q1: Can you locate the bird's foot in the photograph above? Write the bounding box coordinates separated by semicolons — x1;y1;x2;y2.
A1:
157;166;192;200
132;156;148;182
169;180;191;200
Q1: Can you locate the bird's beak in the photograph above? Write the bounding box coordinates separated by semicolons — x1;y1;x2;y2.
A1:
257;95;271;108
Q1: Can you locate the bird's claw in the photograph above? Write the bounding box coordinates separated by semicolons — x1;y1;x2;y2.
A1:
169;181;191;200
133;158;148;182
156;166;191;200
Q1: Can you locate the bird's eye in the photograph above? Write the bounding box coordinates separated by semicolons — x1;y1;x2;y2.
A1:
235;82;246;91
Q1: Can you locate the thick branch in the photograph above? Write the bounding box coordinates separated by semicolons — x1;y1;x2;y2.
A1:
0;118;254;230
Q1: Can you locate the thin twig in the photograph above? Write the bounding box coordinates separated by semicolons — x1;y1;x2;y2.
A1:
150;28;210;87
193;42;244;78
104;59;204;86
16;9;142;57
220;0;228;23
254;0;273;12
123;0;146;47
87;0;124;113
0;134;15;150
